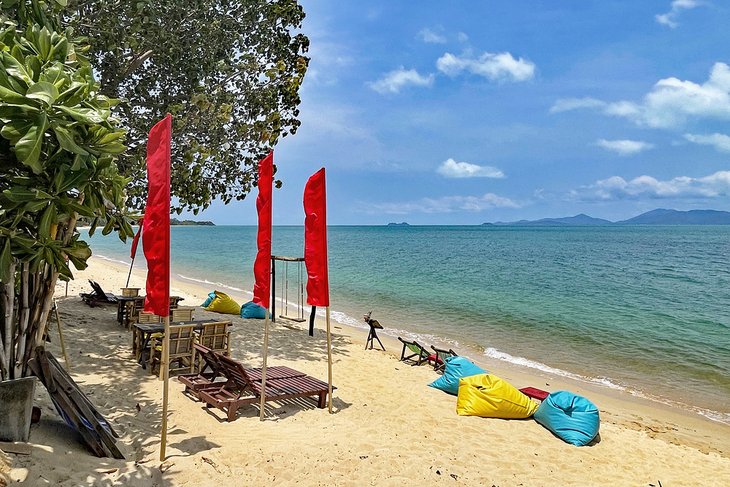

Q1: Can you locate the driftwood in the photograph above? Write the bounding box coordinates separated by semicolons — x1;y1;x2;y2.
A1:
28;347;124;459
0;441;32;455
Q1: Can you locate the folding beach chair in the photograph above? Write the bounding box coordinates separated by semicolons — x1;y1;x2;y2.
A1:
397;337;430;366
429;345;458;372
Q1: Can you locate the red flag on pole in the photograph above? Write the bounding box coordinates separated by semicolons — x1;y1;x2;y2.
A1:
142;114;171;316
130;219;143;259
303;168;329;307
252;151;273;309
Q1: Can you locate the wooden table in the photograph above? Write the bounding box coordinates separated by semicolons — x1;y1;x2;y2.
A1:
116;296;143;327
131;319;232;366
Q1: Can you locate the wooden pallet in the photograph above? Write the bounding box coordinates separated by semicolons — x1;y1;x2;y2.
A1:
28;347;124;459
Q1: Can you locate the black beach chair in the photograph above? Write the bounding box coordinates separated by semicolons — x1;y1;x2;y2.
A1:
80;280;118;306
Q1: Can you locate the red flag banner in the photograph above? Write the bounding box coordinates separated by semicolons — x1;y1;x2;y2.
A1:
142;114;171;316
130;219;143;259
252;151;273;309
303;168;329;307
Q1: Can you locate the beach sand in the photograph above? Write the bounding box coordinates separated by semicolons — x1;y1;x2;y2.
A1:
2;256;729;486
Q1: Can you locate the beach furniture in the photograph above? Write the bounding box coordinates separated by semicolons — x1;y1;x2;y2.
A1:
457;374;538;419
198;354;331;421
429;356;486;395
132;319;229;366
80;279;118;306
138;311;162;324
429;345;457;372
397;337;430;366
197;321;231;356
171;306;195;322
179;343;228;397
149;324;197;377
519;387;550;402
533;391;600;446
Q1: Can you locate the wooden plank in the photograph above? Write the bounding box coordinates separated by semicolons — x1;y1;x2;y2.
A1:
0;441;32;455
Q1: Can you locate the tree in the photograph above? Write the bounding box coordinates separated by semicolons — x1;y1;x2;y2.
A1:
64;0;310;213
0;0;132;381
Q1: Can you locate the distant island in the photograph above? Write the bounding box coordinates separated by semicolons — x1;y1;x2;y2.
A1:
387;222;410;227
170;218;215;226
485;209;730;226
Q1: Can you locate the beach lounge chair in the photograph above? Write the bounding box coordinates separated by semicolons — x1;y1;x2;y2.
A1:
197;321;231;356
430;345;458;372
398;337;430;366
80;280;118;306
149;324;196;377
198;354;330;421
179;343;227;398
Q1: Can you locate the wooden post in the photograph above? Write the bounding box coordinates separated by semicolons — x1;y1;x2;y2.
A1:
326;307;333;413
125;255;136;288
160;314;170;461
53;300;70;369
259;309;271;420
308;306;316;337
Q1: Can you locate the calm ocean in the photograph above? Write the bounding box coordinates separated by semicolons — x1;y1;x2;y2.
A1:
84;225;730;423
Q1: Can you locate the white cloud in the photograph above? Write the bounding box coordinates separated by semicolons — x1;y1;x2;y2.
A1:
457;32;469;43
437;158;504;178
417;28;447;44
549;97;607;113
367;193;520;215
656;0;701;28
368;67;434;94
551;63;730;128
436;51;535;82
596;139;654;156
570;170;730;201
684;133;730;153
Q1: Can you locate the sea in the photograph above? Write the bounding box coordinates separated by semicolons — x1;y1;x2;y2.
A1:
83;225;730;424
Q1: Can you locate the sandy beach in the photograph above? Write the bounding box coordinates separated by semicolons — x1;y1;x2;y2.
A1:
2;255;729;486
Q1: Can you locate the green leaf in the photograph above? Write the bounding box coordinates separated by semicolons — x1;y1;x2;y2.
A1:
0;119;33;143
37;27;51;59
26;81;59;106
2;50;31;86
52;124;88;155
38;204;55;238
0;238;11;283
55;105;105;123
0;83;30;104
14;112;48;174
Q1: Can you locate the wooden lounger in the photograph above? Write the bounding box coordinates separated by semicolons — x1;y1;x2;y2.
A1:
198;354;331;421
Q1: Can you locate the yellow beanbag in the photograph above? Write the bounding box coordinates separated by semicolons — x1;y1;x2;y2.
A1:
456;374;538;419
204;291;240;315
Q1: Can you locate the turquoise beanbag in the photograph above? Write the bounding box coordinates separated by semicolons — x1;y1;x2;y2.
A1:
428;356;486;395
534;391;600;446
201;291;216;308
241;300;267;319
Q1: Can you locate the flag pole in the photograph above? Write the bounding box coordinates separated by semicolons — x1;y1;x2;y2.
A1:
259;309;271;420
160;314;170;460
325;306;333;413
125;255;136;288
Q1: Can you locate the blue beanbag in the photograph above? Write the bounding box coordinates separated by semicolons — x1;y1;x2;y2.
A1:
428;356;486;395
241;300;267;319
534;391;600;446
201;291;216;308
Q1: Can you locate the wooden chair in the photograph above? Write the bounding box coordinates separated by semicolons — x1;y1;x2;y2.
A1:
397;337;430;366
198;354;330;421
197;321;231;357
171;306;195;322
137;311;161;324
149;324;196;377
430;345;458;372
179;343;227;398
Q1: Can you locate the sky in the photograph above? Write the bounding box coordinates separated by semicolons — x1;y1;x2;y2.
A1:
185;0;730;225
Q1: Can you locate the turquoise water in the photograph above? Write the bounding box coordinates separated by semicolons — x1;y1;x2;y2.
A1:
84;225;730;423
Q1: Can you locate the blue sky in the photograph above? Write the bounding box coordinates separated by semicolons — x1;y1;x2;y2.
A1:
187;0;730;225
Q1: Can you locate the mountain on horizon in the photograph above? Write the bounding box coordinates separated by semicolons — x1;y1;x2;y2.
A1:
486;209;730;226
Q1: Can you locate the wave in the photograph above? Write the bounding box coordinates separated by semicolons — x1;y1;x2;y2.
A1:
94;254;133;267
176;274;248;294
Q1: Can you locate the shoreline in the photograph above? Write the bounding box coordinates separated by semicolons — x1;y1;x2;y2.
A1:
3;255;729;485
93;251;730;428
93;256;729;451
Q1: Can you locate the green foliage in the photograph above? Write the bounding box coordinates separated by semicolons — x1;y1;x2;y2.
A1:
64;0;310;214
0;2;132;282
